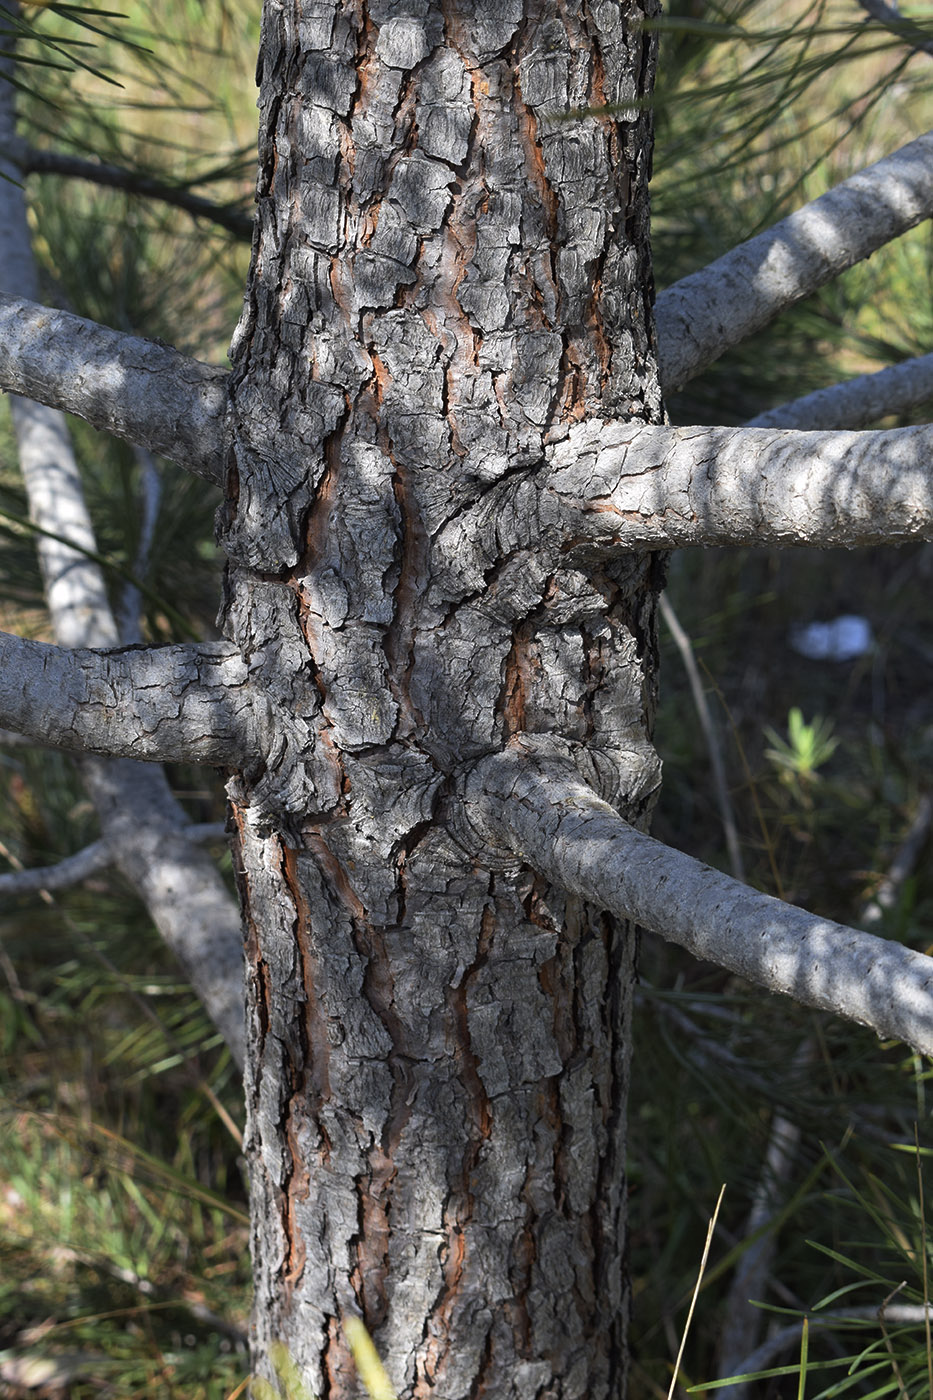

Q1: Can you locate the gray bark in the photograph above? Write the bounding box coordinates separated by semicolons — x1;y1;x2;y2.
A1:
456;418;933;558
465;740;933;1055
725;1305;933;1383
0;821;225;896
747;351;933;429
0;20;247;1064
0;631;255;763
220;2;663;1394
0;837;111;895
655;129;933;390
0;294;227;482
2;0;932;1392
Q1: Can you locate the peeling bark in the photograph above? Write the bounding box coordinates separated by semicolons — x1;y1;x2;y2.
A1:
221;2;663;1394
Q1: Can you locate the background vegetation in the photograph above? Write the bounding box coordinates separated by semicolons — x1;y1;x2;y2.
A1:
1;1;933;1395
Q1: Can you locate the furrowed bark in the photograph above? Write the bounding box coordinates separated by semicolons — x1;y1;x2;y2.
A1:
466;740;933;1056
0;295;227;483
747;352;933;429
436;419;933;571
0;631;255;765
222;1;663;1394
655;129;933;390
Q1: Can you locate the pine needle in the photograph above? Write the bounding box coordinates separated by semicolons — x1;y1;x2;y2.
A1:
344;1316;398;1400
668;1184;727;1400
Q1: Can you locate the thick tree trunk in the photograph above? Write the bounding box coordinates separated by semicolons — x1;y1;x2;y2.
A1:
222;3;663;1394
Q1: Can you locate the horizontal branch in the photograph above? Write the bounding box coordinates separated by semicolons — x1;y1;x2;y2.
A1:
0;40;245;1066
747;352;933;429
0;820;227;898
466;742;933;1055
0;296;227;483
0;728;35;748
0;838;110;895
436;418;933;578
18;144;254;239
0;633;256;766
726;1304;933;1387
655;129;933;391
541;418;933;550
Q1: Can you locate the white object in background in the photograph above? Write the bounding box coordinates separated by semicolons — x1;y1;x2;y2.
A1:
790;614;873;662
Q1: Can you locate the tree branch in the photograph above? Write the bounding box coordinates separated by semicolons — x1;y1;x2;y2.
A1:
465;740;933;1056
856;0;933;58
119;447;162;643
0;838;110;895
16;143;254;240
75;757;248;1067
655;130;933;391
0;728;36;748
438;419;933;578
861;793;933;928
747;352;933;429
0;632;257;766
0;20;245;1066
0;295;227;483
537;418;933;551
725;1305;933;1385
0;821;226;897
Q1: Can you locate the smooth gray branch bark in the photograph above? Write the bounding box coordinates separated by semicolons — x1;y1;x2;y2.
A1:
119;447;162;643
0;838;110;895
747;352;933;429
726;1305;933;1384
0;632;255;766
466;741;933;1056
0;1;240;1068
0;821;226;897
76;756;247;1066
0;295;227;483
0;727;38;748
655;130;933;391
14;142;254;239
861;793;933;928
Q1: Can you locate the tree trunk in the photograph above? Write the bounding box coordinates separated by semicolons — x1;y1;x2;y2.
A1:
222;3;663;1393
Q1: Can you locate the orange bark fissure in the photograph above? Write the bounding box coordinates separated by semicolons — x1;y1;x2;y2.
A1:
222;2;663;1395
